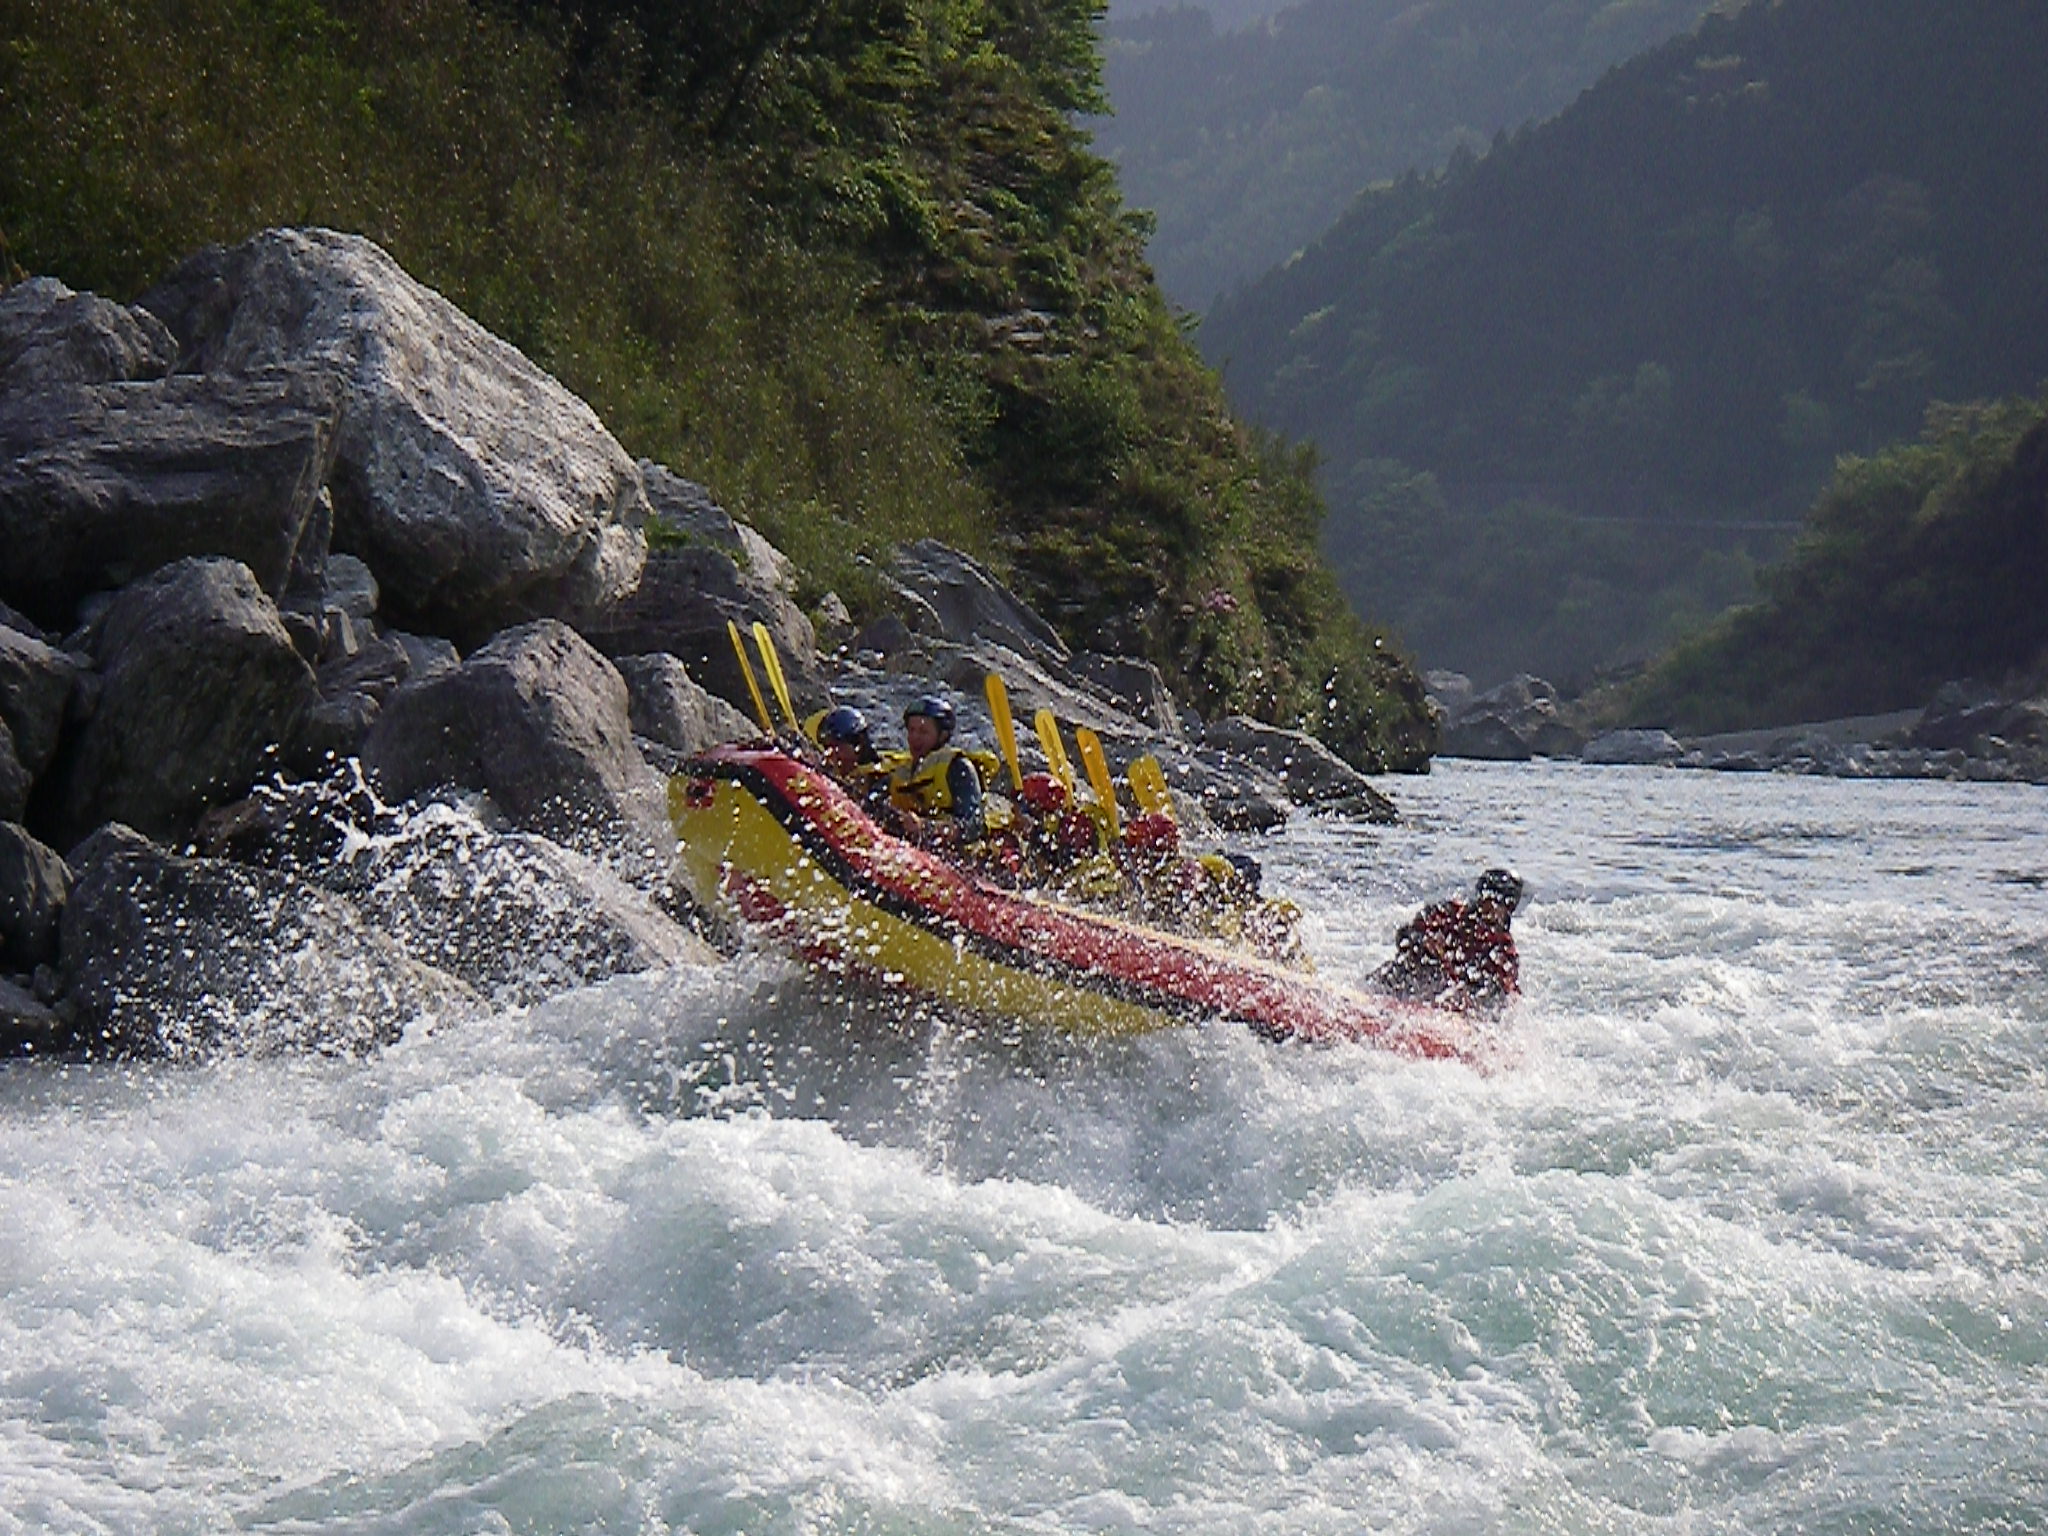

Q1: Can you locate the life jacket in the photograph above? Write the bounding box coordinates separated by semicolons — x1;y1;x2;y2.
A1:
887;745;970;814
1386;898;1519;1005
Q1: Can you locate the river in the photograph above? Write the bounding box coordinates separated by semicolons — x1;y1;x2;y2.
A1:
4;760;2045;1533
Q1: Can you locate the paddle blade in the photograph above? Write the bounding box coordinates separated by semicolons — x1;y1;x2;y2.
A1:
751;620;801;731
1033;708;1076;793
1128;754;1176;821
984;672;1024;790
1073;727;1122;841
727;620;774;735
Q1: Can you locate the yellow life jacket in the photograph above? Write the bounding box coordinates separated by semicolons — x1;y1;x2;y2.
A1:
885;746;1002;815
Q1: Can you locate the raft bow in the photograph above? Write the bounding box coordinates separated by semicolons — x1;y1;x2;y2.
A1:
669;745;1494;1063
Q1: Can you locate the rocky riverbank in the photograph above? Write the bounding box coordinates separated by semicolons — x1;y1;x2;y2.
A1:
1;229;1399;1060
1431;671;2048;784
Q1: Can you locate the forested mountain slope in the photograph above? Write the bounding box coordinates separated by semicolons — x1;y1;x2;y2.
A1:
1203;0;2048;687
1092;0;1715;310
0;0;1434;770
1619;391;2048;734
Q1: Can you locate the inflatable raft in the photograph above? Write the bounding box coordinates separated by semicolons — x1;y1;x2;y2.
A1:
668;745;1495;1063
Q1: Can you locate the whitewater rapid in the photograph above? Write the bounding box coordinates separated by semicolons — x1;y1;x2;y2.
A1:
4;760;2045;1533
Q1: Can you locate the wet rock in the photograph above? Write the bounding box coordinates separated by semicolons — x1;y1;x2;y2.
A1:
0;368;343;630
1199;715;1397;822
0;275;178;390
141;227;647;640
319;806;712;1005
361;618;650;835
616;653;753;755
1582;728;1684;766
887;540;1070;671
45;558;319;848
0;974;69;1058
60;823;475;1059
291;631;417;769
0;821;69;972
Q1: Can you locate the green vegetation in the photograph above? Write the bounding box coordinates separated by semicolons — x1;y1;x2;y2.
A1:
1616;390;2048;735
1094;0;1714;309
0;0;1433;767
1202;0;2048;688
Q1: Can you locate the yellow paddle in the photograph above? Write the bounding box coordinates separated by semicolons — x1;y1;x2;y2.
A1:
726;619;773;735
1033;707;1077;794
1073;727;1122;842
984;672;1024;791
751;620;802;733
1127;754;1176;820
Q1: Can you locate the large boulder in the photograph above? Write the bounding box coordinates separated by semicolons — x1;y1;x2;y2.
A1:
360;619;649;834
1066;651;1184;738
1582;728;1684;766
44;558;319;848
0;369;343;630
1437;674;1585;760
0;729;26;825
0;275;179;390
0;821;69;973
0;622;82;784
60;823;475;1058
887;540;1071;672
319;807;711;1004
1199;715;1398;822
583;546;825;722
616;653;753;755
140;227;647;641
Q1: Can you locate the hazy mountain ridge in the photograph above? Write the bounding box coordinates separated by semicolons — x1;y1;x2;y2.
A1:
1201;0;2048;687
1092;0;1718;309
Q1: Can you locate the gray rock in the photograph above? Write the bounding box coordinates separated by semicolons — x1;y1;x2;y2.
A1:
0;725;26;824
1437;674;1585;760
361;619;649;835
142;228;648;640
0;821;69;973
0;275;178;390
1200;715;1398;822
583;545;826;722
640;461;796;595
320;808;710;1005
389;630;461;683
0;974;69;1058
49;558;319;847
0;624;78;783
0;369;342;629
1581;728;1684;766
291;631;417;769
1068;652;1183;738
322;552;380;621
1424;669;1476;722
60;823;475;1058
887;540;1070;671
616;653;753;754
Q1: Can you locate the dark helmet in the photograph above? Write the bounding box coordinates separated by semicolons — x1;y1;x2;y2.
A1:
1476;867;1524;911
904;693;956;739
818;705;871;746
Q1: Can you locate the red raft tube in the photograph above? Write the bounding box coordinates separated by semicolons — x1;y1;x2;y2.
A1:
668;745;1502;1065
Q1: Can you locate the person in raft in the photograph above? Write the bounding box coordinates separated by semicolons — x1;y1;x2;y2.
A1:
1371;867;1524;1015
885;693;989;853
804;705;886;793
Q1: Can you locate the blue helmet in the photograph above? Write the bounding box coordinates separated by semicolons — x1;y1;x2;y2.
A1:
904;693;956;738
818;705;870;746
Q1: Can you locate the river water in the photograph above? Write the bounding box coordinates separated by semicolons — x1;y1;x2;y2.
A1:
4;760;2046;1534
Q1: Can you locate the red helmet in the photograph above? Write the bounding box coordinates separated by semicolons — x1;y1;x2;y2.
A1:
1019;772;1069;813
1121;812;1180;854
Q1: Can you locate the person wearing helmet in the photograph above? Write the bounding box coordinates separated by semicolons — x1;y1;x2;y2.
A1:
800;704;890;805
886;693;986;849
1371;867;1524;1015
